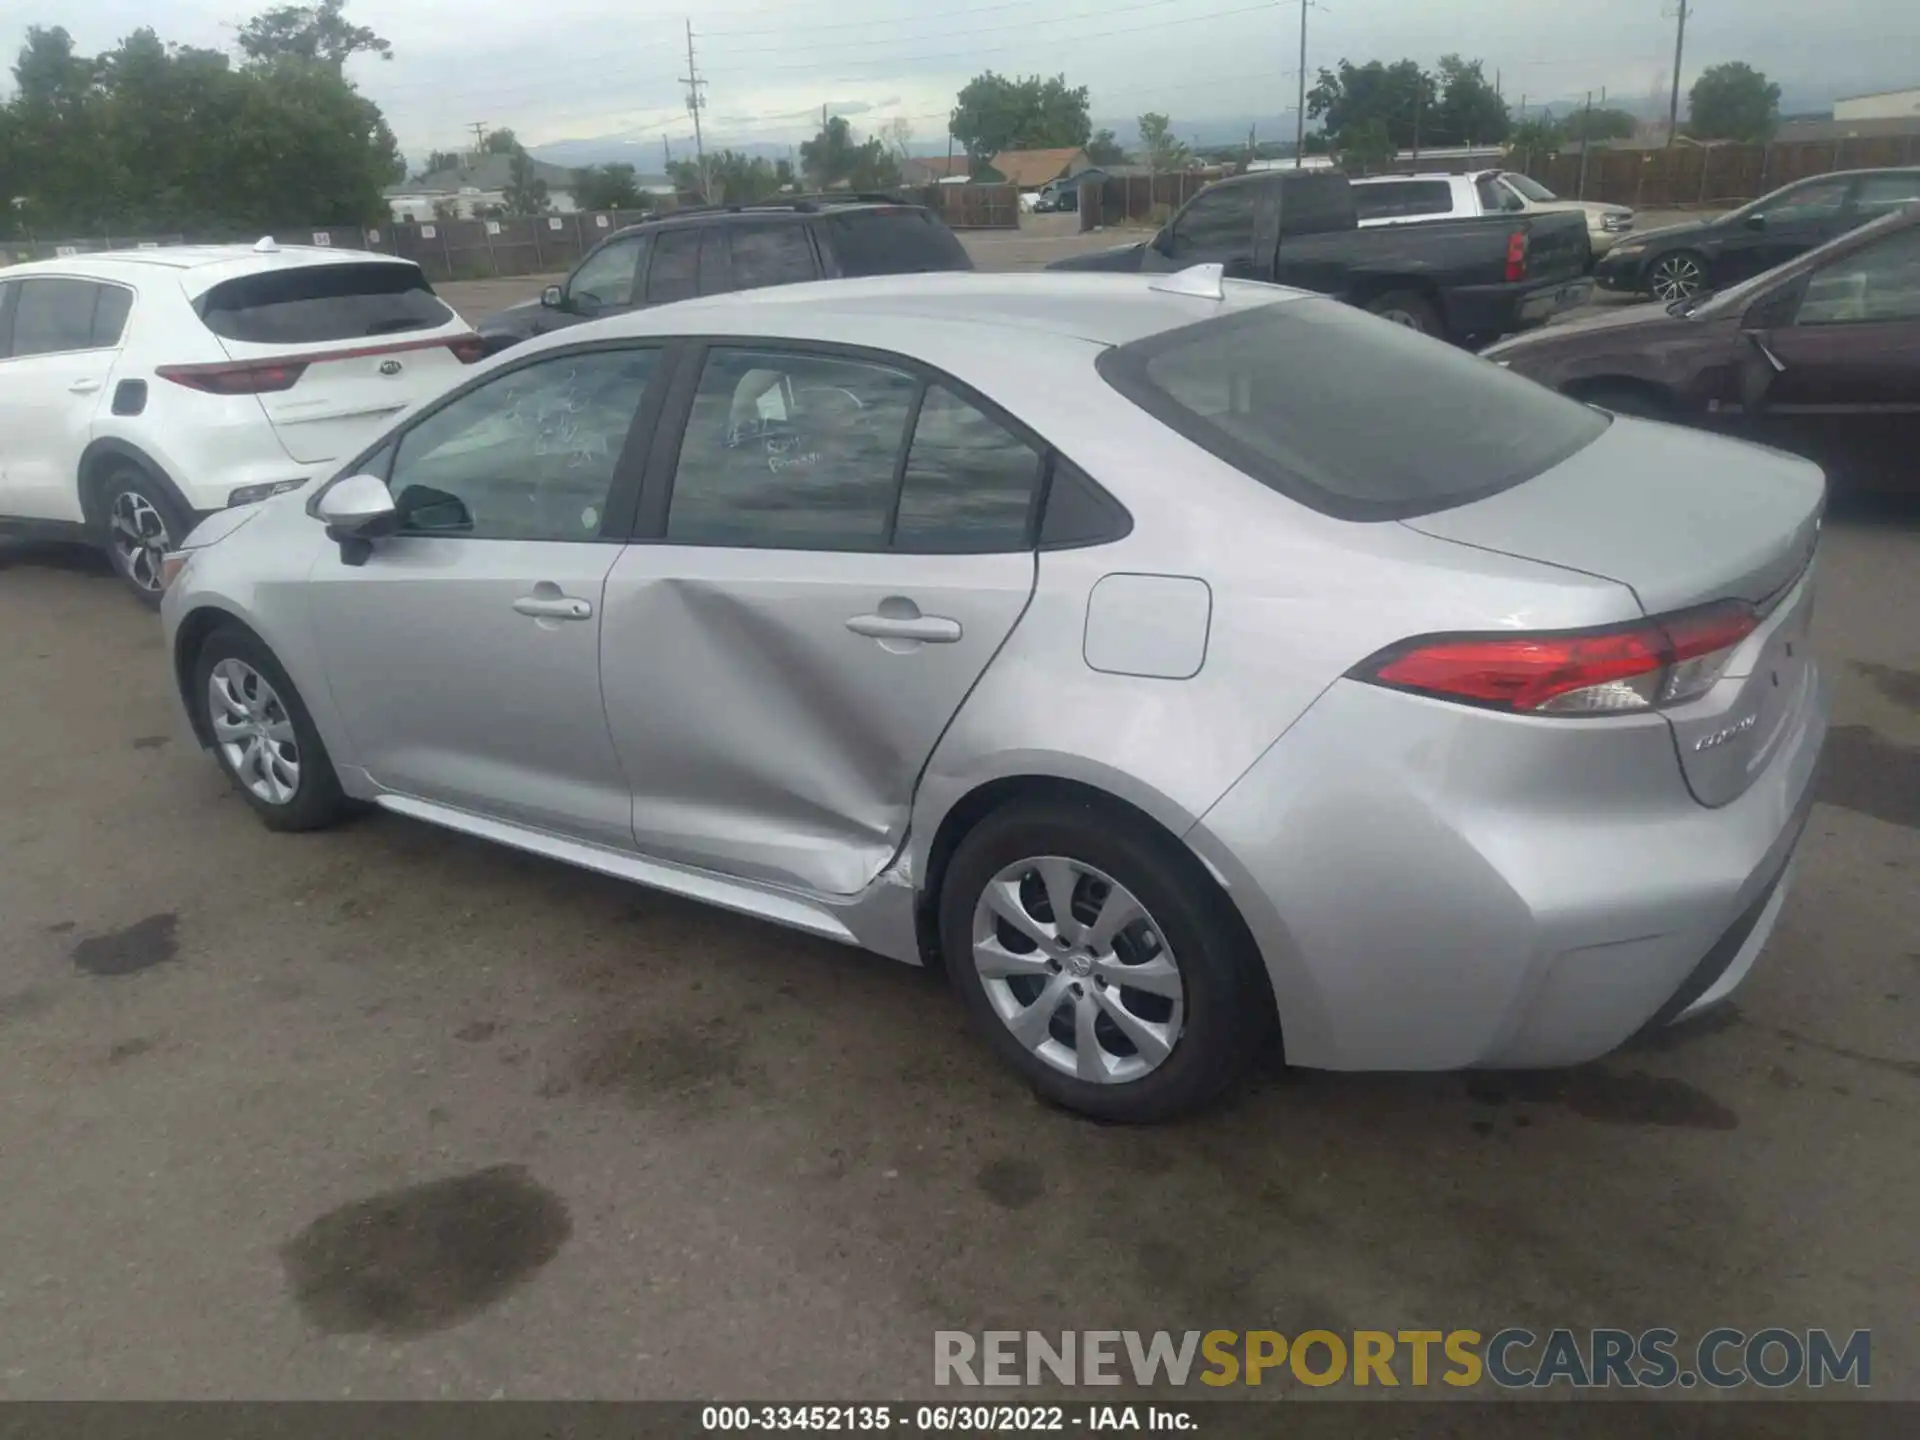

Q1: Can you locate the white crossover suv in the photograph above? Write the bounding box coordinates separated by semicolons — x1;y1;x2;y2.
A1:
0;240;481;604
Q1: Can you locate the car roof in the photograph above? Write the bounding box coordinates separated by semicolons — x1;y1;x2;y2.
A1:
1;242;425;297
576;270;1311;351
608;197;927;240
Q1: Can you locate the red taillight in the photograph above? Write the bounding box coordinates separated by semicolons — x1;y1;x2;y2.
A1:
157;360;309;394
1504;228;1528;282
1358;602;1760;716
447;335;489;364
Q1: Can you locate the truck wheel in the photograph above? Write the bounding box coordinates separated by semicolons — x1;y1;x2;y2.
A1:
1365;290;1442;337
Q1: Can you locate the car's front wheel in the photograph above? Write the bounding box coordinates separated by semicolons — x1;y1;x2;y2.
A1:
101;467;190;609
940;796;1273;1122
192;626;351;832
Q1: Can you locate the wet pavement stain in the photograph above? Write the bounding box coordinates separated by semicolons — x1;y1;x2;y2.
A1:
1816;726;1919;829
1773;1027;1920;1081
1465;1068;1738;1130
976;1157;1046;1209
130;735;170;751
45;921;74;935
71;913;179;977
280;1164;571;1337
454;1020;500;1043
106;1037;155;1065
1853;661;1920;713
573;1017;750;1102
0;988;56;1024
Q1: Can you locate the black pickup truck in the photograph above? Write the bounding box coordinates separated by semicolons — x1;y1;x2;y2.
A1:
1049;170;1592;343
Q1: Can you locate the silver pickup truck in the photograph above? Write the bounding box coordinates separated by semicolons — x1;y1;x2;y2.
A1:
1353;169;1635;256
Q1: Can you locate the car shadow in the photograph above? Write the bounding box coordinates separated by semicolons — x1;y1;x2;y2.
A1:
0;539;115;578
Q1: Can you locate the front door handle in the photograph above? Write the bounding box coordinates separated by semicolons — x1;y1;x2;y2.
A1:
69;379;103;395
846;612;962;644
513;594;593;620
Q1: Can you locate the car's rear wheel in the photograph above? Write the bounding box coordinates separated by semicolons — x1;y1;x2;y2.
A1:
939;796;1272;1122
192;626;350;832
101;467;190;609
1647;250;1709;302
1572;382;1672;419
1364;289;1443;337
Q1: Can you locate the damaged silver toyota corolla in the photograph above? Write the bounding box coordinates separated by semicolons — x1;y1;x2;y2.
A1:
160;266;1828;1122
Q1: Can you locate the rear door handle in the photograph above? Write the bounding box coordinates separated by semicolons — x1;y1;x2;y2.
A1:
513;595;593;620
69;379;102;395
846;613;963;644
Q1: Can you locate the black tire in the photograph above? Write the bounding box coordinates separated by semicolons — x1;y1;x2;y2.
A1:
191;625;351;832
1364;289;1444;337
939;796;1273;1123
97;464;192;610
1572;383;1671;420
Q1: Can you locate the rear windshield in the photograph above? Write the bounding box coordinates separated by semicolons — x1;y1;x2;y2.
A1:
824;209;973;276
1353;180;1455;221
1097;297;1609;521
197;262;452;344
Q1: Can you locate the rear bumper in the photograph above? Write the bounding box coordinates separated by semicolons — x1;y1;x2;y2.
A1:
1186;663;1829;1072
1447;277;1593;336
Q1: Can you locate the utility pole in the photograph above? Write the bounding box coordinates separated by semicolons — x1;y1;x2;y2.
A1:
681;19;709;202
468;120;488;156
1665;0;1689;146
1293;0;1308;168
1578;90;1593;197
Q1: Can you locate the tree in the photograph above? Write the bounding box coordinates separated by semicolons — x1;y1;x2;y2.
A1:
948;72;1091;166
482;127;520;155
708;149;784;203
800;116;901;191
3;12;403;236
421;148;462;177
1563;106;1639;144
1433;54;1508;146
1086;127;1125;165
1689;62;1780;142
878;117;914;160
1137;113;1189;172
236;0;390;72
502;149;549;214
572;162;643;211
1507;117;1563;155
1334;118;1396;174
1308;58;1434;150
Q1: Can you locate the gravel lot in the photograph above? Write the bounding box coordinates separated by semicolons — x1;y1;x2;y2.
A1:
1;208;1914;1402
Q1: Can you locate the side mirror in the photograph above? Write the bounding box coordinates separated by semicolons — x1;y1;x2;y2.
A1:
1744;213;1767;231
541;284;565;308
315;473;397;565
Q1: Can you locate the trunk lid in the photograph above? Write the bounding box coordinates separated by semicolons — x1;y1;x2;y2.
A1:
184;257;475;464
1403;416;1825;806
1517;211;1591;284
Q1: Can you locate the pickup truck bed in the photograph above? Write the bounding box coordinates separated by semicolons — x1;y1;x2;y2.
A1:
1050;170;1593;344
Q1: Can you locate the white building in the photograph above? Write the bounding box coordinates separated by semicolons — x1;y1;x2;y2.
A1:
383;154;580;222
1834;87;1920;122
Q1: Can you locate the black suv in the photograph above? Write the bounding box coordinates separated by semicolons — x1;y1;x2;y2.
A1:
476;196;973;352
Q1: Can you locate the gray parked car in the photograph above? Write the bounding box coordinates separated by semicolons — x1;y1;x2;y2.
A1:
159;266;1828;1121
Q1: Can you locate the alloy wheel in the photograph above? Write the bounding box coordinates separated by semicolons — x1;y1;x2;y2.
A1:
1377;307;1425;330
208;658;301;805
1649;254;1706;302
971;856;1185;1084
108;490;171;594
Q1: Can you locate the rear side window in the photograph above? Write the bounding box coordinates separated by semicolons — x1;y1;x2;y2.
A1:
1353;180;1455;221
824;210;971;276
729;223;817;288
1476;177;1527;213
9;278;129;357
697;227;734;294
198;263;450;344
894;385;1044;552
1098;298;1609;522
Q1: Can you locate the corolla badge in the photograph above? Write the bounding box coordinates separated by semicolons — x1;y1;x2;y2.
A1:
1694;713;1759;751
379;359;404;376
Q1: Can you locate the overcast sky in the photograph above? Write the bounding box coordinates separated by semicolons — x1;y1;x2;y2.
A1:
5;0;1916;156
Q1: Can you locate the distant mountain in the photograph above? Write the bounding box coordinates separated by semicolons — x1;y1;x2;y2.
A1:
530;135;797;169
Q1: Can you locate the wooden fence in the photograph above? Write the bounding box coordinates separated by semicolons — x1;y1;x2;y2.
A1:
1078;172;1216;230
916;183;1021;229
1515;134;1920;209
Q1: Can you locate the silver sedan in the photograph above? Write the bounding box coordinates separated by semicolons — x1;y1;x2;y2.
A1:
159;267;1828;1122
